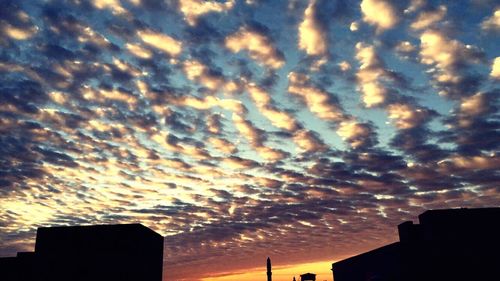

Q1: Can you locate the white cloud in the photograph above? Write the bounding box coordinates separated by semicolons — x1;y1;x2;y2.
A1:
1;12;38;40
411;5;447;30
298;0;327;56
2;23;37;40
292;129;325;152
183;60;225;90
137;29;182;57
360;0;399;31
405;0;426;14
395;41;416;53
338;61;352;72
247;84;298;131
125;43;153;59
355;43;389;107
481;9;500;31
337;120;373;148
459;92;487;117
226;27;285;69
387;103;428;129
288;72;344;121
179;0;235;26
419;30;475;85
350;21;360;32
491;57;500;79
92;0;127;14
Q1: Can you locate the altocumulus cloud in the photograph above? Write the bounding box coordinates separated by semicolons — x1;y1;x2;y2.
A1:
0;1;499;281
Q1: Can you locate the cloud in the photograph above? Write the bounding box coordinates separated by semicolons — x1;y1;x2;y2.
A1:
390;128;447;162
419;29;484;97
1;22;37;40
255;146;288;161
137;29;182;57
387;103;431;129
225;26;285;69
222;156;260;170
245;82;327;154
91;0;127;14
125;43;153;59
183;60;225;91
394;41;417;57
338;61;352;72
259;107;298;131
481;8;500;31
355;42;389;107
232;113;287;161
179;0;235;26
405;0;426;14
441;154;500;170
337;120;376;149
443;90;499;155
491;57;500;79
0;8;38;40
178;95;247;115
350;21;359;31
298;0;327;56
410;5;447;30
0;79;47;114
420;30;461;73
288;72;344;121
459;92;490;118
360;0;399;32
206;114;222;134
208;137;237;154
72;24;116;52
292;129;325;153
151;130;212;160
0;1;498;280
287;71;380;149
246;83;298;131
231;113;265;147
421;31;483;67
84;86;139;109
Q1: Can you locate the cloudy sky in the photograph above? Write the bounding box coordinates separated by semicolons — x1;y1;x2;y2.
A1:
0;0;499;280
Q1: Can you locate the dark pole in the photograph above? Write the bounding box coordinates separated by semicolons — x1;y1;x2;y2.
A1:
267;257;272;281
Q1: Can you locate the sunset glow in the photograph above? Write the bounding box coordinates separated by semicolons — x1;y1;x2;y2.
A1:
201;260;337;281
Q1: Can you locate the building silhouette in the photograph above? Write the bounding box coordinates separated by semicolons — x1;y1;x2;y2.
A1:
300;272;316;281
331;207;500;281
0;224;164;281
267;257;272;281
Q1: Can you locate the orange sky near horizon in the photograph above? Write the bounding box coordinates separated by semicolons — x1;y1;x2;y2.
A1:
201;260;338;281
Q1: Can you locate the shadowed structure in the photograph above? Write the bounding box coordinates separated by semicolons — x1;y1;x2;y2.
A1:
331;208;500;281
267;257;272;281
0;224;164;281
300;272;316;281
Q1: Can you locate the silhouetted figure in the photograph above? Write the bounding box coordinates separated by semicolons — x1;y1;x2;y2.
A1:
0;224;164;281
293;276;296;281
267;257;272;281
332;208;500;281
300;272;316;281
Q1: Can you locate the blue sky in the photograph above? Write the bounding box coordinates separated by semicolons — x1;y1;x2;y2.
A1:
0;0;499;280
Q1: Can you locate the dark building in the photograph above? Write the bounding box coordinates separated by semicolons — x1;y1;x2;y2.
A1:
300;272;316;281
331;207;500;281
0;224;164;281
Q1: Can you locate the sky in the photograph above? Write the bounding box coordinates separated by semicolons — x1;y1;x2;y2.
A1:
0;0;499;280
